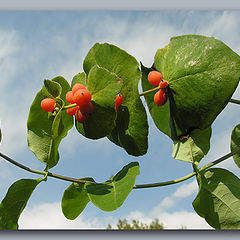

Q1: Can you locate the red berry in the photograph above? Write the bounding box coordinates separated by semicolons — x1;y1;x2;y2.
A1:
73;89;92;106
115;93;123;111
66;106;79;116
72;83;86;95
79;102;94;115
41;98;56;112
66;91;74;104
154;89;167;106
159;80;168;89
75;109;88;123
148;71;163;86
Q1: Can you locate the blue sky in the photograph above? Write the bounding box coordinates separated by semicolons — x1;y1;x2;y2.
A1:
1;10;240;229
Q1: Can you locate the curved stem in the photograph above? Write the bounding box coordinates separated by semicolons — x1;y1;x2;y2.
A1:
133;146;240;189
229;98;240;105
0;152;96;185
1;145;240;189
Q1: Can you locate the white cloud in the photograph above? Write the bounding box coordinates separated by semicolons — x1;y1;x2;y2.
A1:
19;179;211;230
172;180;198;198
19;202;97;229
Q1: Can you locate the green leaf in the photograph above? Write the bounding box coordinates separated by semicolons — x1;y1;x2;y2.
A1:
27;76;73;169
71;72;87;88
61;177;94;220
172;127;211;164
192;168;240;229
75;66;123;139
86;162;140;212
230;124;240;168
0;178;42;229
83;43;148;156
44;79;62;98
143;35;240;139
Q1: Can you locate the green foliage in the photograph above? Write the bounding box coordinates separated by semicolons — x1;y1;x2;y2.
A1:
0;179;42;229
107;218;164;230
27;76;73;169
74;66;123;139
193;168;240;229
1;34;240;230
83;42;148;156
231;123;240;168
172;127;212;164
61;177;94;220
44;79;62;98
86;162;139;212
142;35;240;139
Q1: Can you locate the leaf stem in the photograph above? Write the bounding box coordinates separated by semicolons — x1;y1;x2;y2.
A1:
229;98;240;104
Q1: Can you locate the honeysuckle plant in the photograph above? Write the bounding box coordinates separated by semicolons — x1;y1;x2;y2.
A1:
1;34;240;229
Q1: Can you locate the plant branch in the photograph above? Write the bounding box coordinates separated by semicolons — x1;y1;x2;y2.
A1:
1;145;240;189
133;146;240;189
0;152;96;185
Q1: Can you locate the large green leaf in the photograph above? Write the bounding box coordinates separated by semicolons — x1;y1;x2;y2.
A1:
143;35;240;139
172;127;211;164
83;43;148;156
74;66;123;139
86;162;140;212
27;76;73;169
61;177;94;220
0;178;42;229
230;124;240;168
193;168;240;229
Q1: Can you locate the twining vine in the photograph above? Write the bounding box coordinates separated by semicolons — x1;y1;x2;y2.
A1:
1;34;240;229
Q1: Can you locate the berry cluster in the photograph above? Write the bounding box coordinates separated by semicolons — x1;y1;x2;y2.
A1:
65;83;93;123
148;71;168;106
40;83;93;124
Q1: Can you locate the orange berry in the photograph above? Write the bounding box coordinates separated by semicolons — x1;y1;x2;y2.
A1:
73;89;92;106
154;89;167;106
148;71;163;86
72;83;86;95
41;98;56;112
115;94;123;111
66;106;79;116
66;91;74;104
79;102;94;115
75;109;88;123
159;80;168;89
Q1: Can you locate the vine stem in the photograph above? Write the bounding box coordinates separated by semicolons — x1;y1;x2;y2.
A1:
133;146;240;189
0;152;95;184
1;146;240;189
